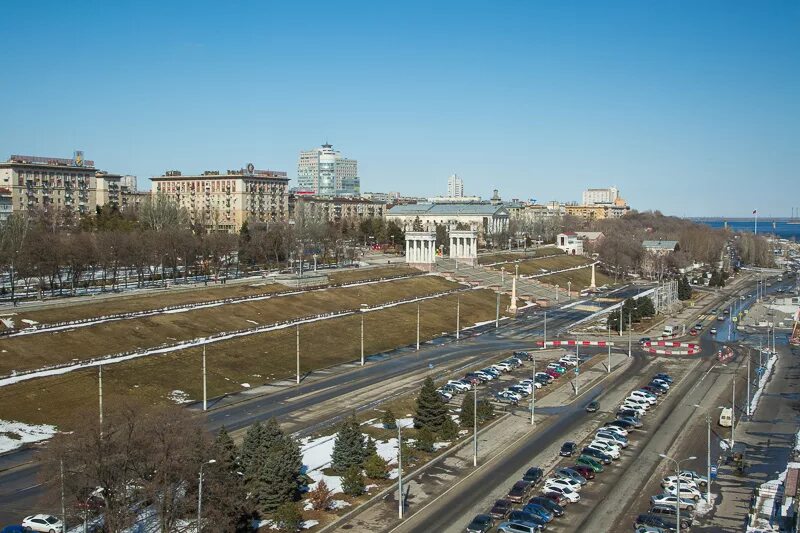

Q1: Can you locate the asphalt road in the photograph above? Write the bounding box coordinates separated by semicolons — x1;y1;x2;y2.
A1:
0;284;644;525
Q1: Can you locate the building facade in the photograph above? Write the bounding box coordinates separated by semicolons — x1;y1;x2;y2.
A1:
447;174;464;197
151;164;289;233
582;187;619;205
0;152;135;218
289;194;386;224
0;188;12;222
565;200;630;220
556;232;584;255
386;202;509;244
297;143;360;196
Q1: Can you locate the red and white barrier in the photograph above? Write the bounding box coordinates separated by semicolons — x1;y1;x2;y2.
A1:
536;340;616;348
644;340;701;356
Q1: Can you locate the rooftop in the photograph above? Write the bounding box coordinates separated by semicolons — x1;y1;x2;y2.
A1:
387;203;508;216
642;240;679;250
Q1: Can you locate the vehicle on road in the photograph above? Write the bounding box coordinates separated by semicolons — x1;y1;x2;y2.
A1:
689;328;698;336
490;499;514;519
541;484;580;503
507;480;534;503
466;513;494;533
695;322;703;329
576;455;604;472
639;337;651;345
555;467;587;485
523;467;544;485
585;400;600;412
559;441;577;457
528;496;565;517
496;521;541;533
20;515;63;533
719;407;733;427
709;327;717;335
650;493;697;511
717;315;725;321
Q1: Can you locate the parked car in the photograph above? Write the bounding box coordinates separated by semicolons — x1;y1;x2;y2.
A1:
586;441;620;459
661;477;699;491
528;496;565;517
576;455;604;472
605;420;636;431
596;431;628;447
539;491;568;506
490;499;514;520
649;505;692;529
544;369;561;379
466;513;494;533
20;515;63;533
663;484;702;501
555;467;587;485
496;520;541;533
559;357;577;367
634;526;666;533
617;415;643;428
651;379;670;390
600;424;629;437
585;400;600;412
508;510;549;528
541;484;580;503
634;513;677;532
571;464;596;479
581;447;613;464
519;503;553;523
507;480;533;503
559;441;577;457
593;434;627;450
617;408;643;420
673;470;709;487
495;392;519;405
447;379;471;392
522;467;544;485
650;493;697;511
535;372;554;383
544;476;581;492
641;385;664;396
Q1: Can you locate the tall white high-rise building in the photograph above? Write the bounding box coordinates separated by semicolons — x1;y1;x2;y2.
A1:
297;143;359;196
582;187;619;205
447;174;464;197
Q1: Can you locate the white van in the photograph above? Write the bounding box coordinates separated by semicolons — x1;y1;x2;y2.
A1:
719;407;733;427
663;325;677;336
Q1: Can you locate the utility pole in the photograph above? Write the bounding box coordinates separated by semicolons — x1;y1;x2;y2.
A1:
456;293;461;340
706;413;712;505
202;345;207;410
495;291;500;328
60;459;66;533
296;325;300;385
628;311;632;357
416;302;421;351
619;307;623;337
530;356;536;426
360;304;366;366
542;311;547;349
607;322;612;373
746;354;751;417
732;373;736;447
397;423;403;519
98;365;104;433
575;341;580;396
473;383;478;467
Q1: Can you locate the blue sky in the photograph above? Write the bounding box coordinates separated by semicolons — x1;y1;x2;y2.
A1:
1;1;798;217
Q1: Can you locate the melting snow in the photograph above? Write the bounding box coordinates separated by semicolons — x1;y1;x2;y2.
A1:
167;390;191;404
0;419;57;453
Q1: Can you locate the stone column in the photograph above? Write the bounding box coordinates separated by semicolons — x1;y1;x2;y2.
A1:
590;263;597;289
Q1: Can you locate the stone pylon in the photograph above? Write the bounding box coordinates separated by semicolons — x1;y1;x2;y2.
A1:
590;263;597;290
508;274;518;315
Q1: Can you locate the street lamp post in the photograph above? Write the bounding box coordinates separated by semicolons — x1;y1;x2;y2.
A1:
360;304;367;366
746;352;751;417
542;311;547;349
473;382;478;467
575;340;580;396
495;291;500;328
501;267;505;289
567;280;571;299
416;302;421;351
692;404;714;507
197;459;217;532
296;325;300;385
397;423;404;519
456;293;461;340
555;284;559;302
607;322;612;373
658;454;697;533
530;355;536;426
202;345;207;410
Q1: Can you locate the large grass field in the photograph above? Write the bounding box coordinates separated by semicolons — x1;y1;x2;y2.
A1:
0;288;509;428
5;265;417;327
477;247;562;265
488;254;613;291
0;275;459;376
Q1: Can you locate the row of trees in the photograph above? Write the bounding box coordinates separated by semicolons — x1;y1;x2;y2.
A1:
607;296;656;332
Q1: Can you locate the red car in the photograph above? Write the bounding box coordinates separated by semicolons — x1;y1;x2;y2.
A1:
540;492;568;506
689;328;698;336
545;369;561;379
572;465;596;480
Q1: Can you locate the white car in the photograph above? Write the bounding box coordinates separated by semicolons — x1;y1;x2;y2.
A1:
601;425;628;437
475;371;494;381
436;389;453;400
22;514;64;533
542;484;581;503
650;493;697;511
544;476;582;492
596;431;628;447
588;441;620;459
519;379;543;389
662;476;699;491
651;379;670;390
620;403;647;417
593;434;627;449
559;358;578;367
663;484;702;501
629;391;657;404
446;380;471;392
492;362;513;373
624;397;651;409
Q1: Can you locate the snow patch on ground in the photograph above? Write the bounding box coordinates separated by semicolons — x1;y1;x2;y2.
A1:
0;419;57;453
241;383;251;388
749;352;778;414
330;499;351;510
694;494;715;516
21;319;39;325
0;318;14;329
167;389;191;404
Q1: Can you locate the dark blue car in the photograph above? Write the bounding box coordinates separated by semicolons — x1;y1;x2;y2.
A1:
508;510;548;527
1;527;26;533
522;503;554;522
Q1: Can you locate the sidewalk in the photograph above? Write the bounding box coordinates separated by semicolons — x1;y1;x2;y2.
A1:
328;351;632;532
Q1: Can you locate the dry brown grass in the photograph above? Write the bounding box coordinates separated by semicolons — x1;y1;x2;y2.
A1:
0;289;507;429
537;267;614;292
327;265;417;284
0;276;460;375
477;247;563;265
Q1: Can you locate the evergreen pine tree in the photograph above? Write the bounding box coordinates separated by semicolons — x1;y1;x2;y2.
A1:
272;501;302;532
364;436;378;457
257;435;305;512
415;427;435;452
363;451;389;480
439;416;459;441
459;392;475;429
414;376;447;432
477;398;495;422
331;415;366;473
212;426;240;475
241;421;265;487
341;465;366;497
381;409;397;429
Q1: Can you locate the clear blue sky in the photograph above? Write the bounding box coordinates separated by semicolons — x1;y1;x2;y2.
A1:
1;1;798;217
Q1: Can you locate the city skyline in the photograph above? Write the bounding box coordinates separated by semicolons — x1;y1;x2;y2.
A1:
1;1;798;217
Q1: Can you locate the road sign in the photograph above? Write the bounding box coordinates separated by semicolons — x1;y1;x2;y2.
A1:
711;465;718;479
